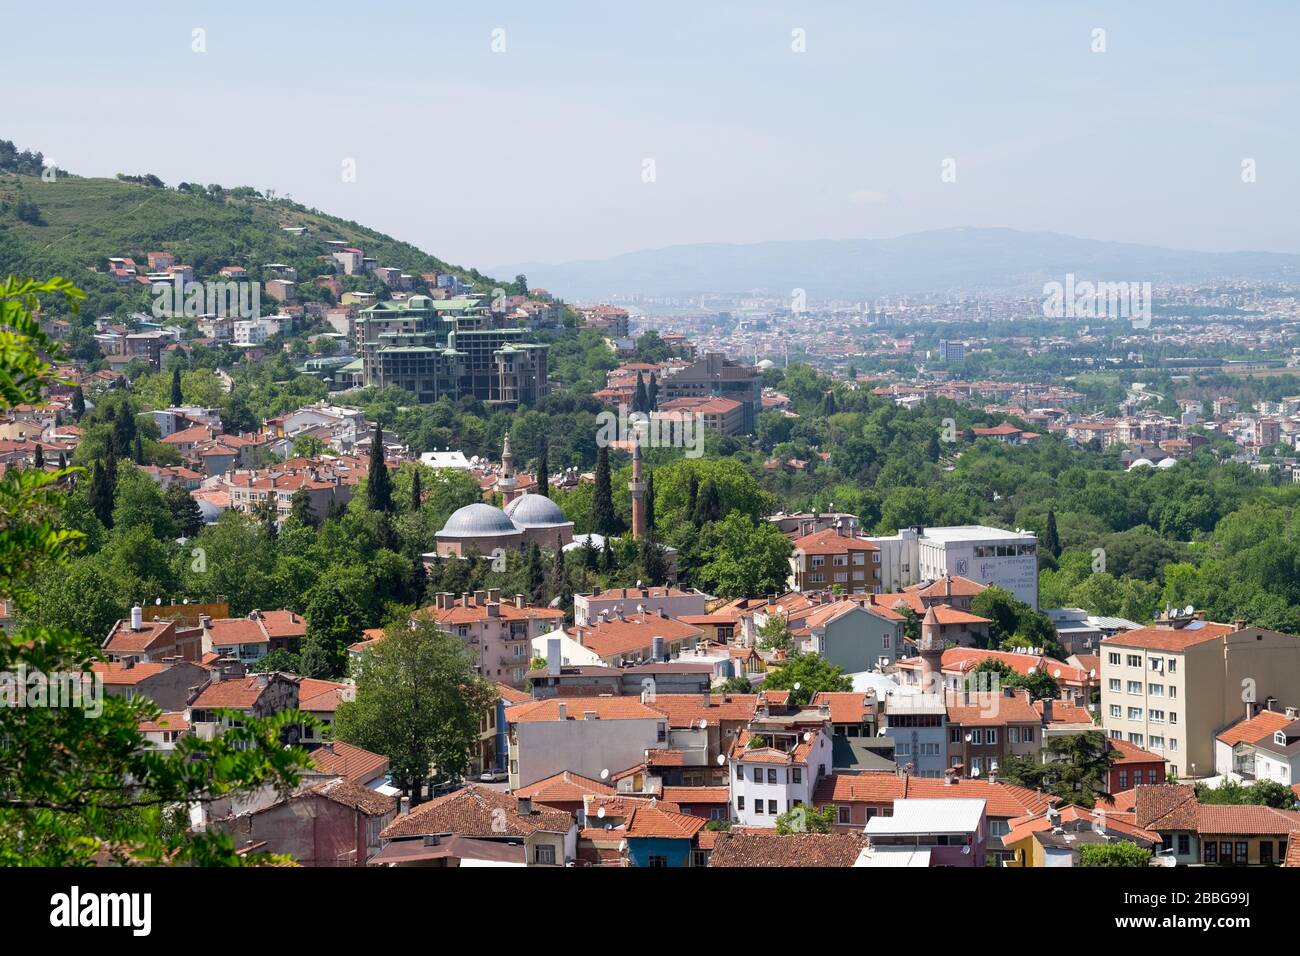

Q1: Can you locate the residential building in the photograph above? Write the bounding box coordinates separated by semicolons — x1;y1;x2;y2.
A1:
861;798;987;867
416;590;565;687
788;528;881;594
1099;613;1300;777
505;696;669;790
867;525;1040;608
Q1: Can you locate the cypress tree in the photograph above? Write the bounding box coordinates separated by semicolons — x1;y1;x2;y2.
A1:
686;472;699;523
170;366;183;406
647;373;658;411
71;385;85;421
537;443;549;498
1045;509;1061;559
32;443;44;469
409;466;422;513
592;446;616;535
633;371;648;414
366;423;394;513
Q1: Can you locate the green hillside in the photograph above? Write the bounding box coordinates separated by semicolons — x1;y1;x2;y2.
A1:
0;163;505;317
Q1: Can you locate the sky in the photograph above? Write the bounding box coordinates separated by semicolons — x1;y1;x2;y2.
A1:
6;1;1298;272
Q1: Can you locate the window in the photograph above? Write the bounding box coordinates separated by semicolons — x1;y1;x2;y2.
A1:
1218;841;1232;864
1204;842;1217;864
1127;681;1142;695
792;768;802;784
692;850;709;867
921;742;940;756
1110;705;1121;718
754;800;764;815
1108;653;1120;665
1149;736;1164;750
1126;655;1141;667
1177;835;1190;856
1261;842;1273;865
883;634;891;649
1150;710;1164;723
1148;769;1159;784
736;797;744;812
648;855;669;868
1169;738;1178;751
1023;727;1034;742
767;800;777;815
1109;679;1121;692
735;764;743;780
535;845;556;865
753;768;763;783
971;730;983;745
1148;684;1164;697
1128;707;1142;721
657;723;667;742
1129;733;1144;746
1235;842;1248;865
950;728;961;744
987;729;998;744
1168;686;1176;699
1167;659;1177;673
838;806;851;825
1119;770;1128;789
767;769;778;784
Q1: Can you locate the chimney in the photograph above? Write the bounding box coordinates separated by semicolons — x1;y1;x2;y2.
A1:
1041;698;1053;722
130;605;143;631
557;703;567;721
652;636;665;661
1234;618;1247;631
474;590;486;606
210;667;221;683
547;637;561;676
488;588;501;604
461;592;472;607
517;796;533;816
515;594;524;609
400;796;410;817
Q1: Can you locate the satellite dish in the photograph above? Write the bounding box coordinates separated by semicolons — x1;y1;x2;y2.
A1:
877;728;887;737
803;732;813;742
1053;668;1062;678
1027;666;1037;675
635;580;643;588
698;718;708;730
597;806;606;819
1184;605;1194;617
990;761;999;772
155;597;162;605
1089;669;1097;679
971;767;981;777
961;845;971;855
599;768;610;780
716;754;726;766
965;733;973;743
793;682;801;691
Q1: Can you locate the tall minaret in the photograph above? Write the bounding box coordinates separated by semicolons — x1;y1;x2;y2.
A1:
629;440;646;540
918;606;944;695
499;433;518;504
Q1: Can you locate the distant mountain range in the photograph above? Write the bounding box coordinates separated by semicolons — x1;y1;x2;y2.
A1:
495;228;1300;301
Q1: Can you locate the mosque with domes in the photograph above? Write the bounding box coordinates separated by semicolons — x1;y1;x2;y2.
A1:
432;434;574;557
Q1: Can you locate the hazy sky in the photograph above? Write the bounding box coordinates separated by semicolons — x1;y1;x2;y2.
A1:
7;1;1298;271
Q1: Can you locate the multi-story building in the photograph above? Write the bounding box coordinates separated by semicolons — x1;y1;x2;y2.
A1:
868;525;1040;608
356;295;547;406
945;688;1044;778
504;696;669;790
728;707;834;828
788;528;882;594
658;352;762;434
417;590;565;687
1099;613;1300;777
880;693;949;778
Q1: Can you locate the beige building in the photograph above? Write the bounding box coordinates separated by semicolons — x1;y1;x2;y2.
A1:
1099;615;1300;778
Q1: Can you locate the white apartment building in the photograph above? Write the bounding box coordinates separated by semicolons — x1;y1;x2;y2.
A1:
728;724;834;828
868;525;1040;608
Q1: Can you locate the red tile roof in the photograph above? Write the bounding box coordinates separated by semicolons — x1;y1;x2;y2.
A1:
514;770;615;803
1215;710;1294;746
708;831;869;867
1196;804;1300;836
1101;621;1237;653
623;804;708;840
307;741;388;784
792;529;879;555
380;784;573;839
813;771;1055;819
506;697;666;723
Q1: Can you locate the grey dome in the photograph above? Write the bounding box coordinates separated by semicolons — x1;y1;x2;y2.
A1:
438;502;519;537
504;493;570;528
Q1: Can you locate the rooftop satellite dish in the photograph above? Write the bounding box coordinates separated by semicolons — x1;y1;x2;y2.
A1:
1089;669;1097;679
961;845;971;855
803;732;813;742
971;767;981;777
599;768;610;780
716;754;726;766
1027;666;1037;675
635;580;643;588
155;597;162;605
965;733;973;743
990;761;999;772
1183;604;1195;617
878;728;887;737
597;806;606;819
1053;668;1062;678
793;682;801;691
698;718;708;730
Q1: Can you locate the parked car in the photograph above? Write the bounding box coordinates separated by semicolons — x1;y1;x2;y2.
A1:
479;769;509;783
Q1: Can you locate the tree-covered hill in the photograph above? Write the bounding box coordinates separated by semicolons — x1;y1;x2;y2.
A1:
0;143;504;315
